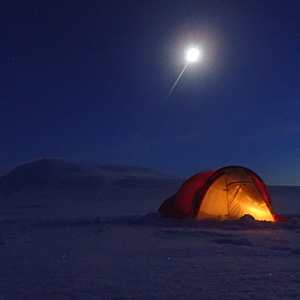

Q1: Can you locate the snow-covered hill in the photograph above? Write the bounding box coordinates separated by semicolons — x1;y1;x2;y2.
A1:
0;159;183;209
268;185;300;215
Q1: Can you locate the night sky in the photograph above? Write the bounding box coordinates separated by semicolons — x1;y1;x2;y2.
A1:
1;1;300;185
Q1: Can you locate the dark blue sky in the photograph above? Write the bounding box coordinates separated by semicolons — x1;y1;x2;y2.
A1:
1;0;300;184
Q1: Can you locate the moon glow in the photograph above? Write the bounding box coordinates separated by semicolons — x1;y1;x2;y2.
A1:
186;48;200;62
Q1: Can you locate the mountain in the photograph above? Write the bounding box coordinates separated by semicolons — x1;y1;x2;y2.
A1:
0;159;183;208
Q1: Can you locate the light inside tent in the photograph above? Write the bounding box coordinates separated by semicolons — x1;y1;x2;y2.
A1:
196;168;274;222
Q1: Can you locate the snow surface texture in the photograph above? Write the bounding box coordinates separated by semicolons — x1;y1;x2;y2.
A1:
1;159;300;300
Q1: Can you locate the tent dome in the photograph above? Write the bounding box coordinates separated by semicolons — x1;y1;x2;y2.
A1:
159;166;283;222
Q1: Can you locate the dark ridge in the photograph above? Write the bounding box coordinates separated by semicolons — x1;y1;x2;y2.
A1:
0;159;102;192
0;159;182;195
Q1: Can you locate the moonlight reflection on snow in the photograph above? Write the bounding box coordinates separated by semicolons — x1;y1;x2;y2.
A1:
1;160;300;299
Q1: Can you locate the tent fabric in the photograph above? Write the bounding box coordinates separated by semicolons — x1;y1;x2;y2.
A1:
159;166;282;222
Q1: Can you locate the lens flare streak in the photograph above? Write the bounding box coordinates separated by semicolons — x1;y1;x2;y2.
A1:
168;61;190;98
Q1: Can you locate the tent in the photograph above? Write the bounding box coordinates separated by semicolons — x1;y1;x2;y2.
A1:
159;166;284;222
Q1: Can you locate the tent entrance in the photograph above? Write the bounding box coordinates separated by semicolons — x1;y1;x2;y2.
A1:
196;168;274;221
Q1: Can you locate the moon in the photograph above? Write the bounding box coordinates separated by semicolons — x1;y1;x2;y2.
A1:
186;48;200;62
167;46;202;97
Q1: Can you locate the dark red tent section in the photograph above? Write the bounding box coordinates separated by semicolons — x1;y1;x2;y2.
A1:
159;166;285;222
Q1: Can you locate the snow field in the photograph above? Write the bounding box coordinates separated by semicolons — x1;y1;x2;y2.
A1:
1;160;300;299
1;214;300;300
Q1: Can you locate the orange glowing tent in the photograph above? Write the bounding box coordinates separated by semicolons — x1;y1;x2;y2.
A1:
159;166;284;222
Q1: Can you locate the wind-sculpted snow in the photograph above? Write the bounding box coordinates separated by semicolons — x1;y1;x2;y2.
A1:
3;212;300;233
2;213;300;300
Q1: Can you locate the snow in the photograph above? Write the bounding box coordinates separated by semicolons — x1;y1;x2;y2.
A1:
1;159;300;299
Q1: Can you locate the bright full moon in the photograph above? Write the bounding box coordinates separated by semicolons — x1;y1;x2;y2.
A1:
168;46;202;97
186;48;200;62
